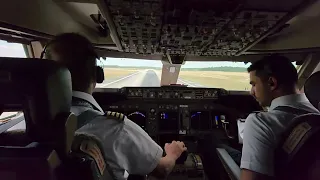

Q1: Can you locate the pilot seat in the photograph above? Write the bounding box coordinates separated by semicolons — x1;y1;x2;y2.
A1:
274;71;320;180
0;57;113;180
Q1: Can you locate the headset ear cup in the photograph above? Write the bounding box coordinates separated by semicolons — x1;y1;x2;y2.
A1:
96;66;104;83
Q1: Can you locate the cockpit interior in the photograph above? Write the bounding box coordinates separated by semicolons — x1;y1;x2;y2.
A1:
1;0;320;180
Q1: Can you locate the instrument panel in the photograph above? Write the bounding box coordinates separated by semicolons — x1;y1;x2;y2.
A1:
105;102;227;135
94;86;261;157
105;87;232;136
107;103;228;136
120;87;228;99
94;86;261;154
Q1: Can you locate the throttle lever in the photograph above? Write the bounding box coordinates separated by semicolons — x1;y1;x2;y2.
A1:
176;150;188;164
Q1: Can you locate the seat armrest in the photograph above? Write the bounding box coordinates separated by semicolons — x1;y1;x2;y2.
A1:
216;148;241;180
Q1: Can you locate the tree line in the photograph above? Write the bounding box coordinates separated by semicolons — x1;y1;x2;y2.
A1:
104;65;247;72
181;66;247;72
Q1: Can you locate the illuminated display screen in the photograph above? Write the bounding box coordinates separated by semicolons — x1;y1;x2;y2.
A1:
158;112;179;131
190;111;211;130
212;114;225;129
127;111;147;130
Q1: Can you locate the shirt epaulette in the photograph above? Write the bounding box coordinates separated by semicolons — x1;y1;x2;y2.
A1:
105;111;125;121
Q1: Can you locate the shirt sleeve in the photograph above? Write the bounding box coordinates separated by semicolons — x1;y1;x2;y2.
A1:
115;117;163;175
77;115;163;178
240;113;275;176
237;119;246;144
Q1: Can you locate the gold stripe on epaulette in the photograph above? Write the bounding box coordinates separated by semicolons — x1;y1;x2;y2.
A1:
119;113;124;120
105;111;125;121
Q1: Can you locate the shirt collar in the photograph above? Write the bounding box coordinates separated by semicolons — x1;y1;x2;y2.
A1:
72;91;104;113
269;93;309;111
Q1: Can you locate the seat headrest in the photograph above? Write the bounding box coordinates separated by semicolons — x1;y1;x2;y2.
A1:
304;71;320;110
0;57;72;139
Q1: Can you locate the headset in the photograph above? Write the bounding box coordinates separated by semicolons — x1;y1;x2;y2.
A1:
95;66;105;83
40;41;105;83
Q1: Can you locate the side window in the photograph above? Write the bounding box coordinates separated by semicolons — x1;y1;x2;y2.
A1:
0;40;27;131
0;40;26;58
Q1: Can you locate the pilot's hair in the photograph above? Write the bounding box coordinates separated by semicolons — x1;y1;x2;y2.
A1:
46;33;98;92
247;55;298;89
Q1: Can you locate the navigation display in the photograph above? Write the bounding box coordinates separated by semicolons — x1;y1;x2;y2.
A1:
190;111;211;130
127;111;147;130
158;111;179;131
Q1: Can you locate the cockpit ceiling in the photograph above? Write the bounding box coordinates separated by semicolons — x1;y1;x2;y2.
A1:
1;0;320;60
107;0;314;57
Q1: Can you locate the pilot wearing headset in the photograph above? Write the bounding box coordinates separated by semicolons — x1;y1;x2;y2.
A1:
42;33;187;180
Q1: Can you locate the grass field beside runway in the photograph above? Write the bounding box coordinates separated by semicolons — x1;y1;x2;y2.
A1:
104;68;139;80
179;71;250;90
103;68;251;91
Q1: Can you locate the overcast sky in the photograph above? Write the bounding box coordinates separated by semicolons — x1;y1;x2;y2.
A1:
0;40;249;68
0;40;26;58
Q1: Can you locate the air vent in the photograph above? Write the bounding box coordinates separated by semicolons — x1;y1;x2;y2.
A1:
195;90;203;99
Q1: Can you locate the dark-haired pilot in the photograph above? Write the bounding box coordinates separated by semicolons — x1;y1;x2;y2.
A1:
44;33;187;180
202;55;319;180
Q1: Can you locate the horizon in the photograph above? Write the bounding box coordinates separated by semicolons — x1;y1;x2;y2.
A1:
99;57;251;68
102;64;249;69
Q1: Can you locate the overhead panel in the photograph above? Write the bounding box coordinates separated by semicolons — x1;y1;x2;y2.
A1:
107;0;308;56
108;0;163;54
203;11;286;56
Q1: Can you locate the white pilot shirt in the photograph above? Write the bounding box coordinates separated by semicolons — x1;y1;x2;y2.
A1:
240;93;319;176
72;91;104;115
72;91;163;180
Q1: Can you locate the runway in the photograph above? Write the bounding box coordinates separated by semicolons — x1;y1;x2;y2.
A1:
97;69;204;88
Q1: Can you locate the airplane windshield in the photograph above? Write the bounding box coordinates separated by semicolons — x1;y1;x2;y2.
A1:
180;61;251;90
0;40;296;91
96;58;163;89
96;58;252;91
